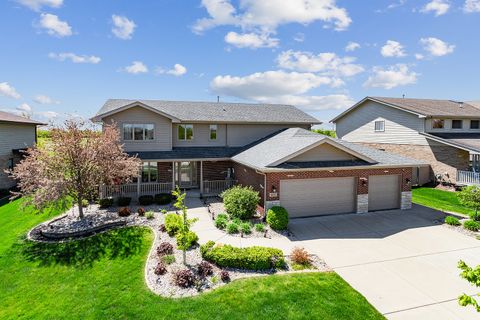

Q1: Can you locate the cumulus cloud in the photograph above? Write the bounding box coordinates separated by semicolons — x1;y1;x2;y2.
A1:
345;41;360;52
111;15;136;40
38;13;72;37
420;37;455;56
16;103;32;113
123;61;148;74
225;32;279;48
381;40;406;57
364;64;418;89
16;0;62;11
0;82;21;99
269;94;354;111
34;94;59;104
421;0;450;16
156;64;188;76
464;0;480;12
48;52;101;64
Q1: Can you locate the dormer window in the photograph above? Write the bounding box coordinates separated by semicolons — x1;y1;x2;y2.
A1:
451;120;463;129
178;124;194;140
374;120;385;132
432;119;444;129
123;124;154;141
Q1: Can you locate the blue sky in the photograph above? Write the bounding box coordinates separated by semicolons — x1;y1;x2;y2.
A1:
1;0;479;127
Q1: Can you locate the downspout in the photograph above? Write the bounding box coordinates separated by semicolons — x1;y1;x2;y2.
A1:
225;124;228;147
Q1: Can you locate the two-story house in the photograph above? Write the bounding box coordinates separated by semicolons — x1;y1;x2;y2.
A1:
92;99;424;218
331;97;480;186
0;111;44;190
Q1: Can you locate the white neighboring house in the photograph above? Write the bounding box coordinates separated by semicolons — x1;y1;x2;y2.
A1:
0;111;44;190
331;97;480;186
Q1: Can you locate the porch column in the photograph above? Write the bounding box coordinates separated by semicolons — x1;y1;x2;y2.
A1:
200;161;204;194
171;161;175;190
137;172;141;199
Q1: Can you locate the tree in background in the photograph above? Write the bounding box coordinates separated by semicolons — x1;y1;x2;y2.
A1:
311;128;336;138
458;260;480;312
458;185;480;220
9;120;140;219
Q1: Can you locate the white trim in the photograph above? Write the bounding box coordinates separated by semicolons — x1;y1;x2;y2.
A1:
92;101;181;123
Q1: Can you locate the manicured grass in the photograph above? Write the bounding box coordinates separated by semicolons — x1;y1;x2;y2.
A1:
412;187;473;215
0;200;384;320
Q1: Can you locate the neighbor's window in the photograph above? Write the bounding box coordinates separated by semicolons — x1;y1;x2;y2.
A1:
178;124;194;140
7;158;14;170
123;124;154;141
209;124;217;140
432;119;444;129
471;120;480;129
374;120;385;132
451;120;463;129
141;162;158;182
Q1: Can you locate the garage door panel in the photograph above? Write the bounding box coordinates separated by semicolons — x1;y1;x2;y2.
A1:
280;177;356;218
369;175;400;211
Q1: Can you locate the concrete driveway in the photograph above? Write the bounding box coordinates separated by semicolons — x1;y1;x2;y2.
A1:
289;205;480;319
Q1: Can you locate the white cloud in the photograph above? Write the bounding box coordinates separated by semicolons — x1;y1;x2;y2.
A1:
38;13;72;37
420;37;455;56
225;31;279;48
421;0;450;16
16;103;32;113
36;111;59;120
34;94;59;104
16;0;62;11
123;61;148;74
293;32;305;42
364;64;418;89
345;41;360;52
415;53;425;60
268;94;354;111
111;15;136;40
381;40;406;57
0;82;21;99
464;0;480;12
48;52;101;64
156;64;187;76
276;50;364;78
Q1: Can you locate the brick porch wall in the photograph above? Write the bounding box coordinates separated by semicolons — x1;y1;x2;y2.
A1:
202;161;232;181
232;162;265;205
157;162;173;183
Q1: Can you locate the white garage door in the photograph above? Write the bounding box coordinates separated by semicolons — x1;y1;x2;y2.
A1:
368;175;400;211
280;177;356;218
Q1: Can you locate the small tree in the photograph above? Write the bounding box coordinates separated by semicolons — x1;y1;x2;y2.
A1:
458;260;480;312
458;186;480;220
9;120;140;219
172;186;197;265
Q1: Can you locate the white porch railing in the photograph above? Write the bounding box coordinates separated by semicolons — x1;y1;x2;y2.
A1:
457;170;480;186
202;179;237;196
99;182;173;199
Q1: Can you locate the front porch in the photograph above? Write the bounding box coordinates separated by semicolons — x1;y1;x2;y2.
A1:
457;154;480;186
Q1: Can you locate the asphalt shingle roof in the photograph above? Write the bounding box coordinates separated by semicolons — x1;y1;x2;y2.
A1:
0;111;44;125
421;132;480;153
94;99;320;124
128;147;242;160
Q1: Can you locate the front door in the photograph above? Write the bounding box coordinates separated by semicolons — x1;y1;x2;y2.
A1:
175;162;197;188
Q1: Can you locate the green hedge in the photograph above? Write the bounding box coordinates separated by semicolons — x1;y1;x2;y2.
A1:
221;185;260;220
200;241;285;270
266;206;289;230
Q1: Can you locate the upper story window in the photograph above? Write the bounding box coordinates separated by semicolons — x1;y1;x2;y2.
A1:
178;124;193;140
471;120;480;129
209;124;217;140
123;124;154;141
432;119;444;129
374;120;385;132
451;120;463;129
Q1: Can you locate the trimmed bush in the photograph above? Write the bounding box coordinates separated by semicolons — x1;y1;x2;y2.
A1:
117;197;131;206
159;224;166;233
138;195;154;206
240;222;252;234
173;269;195;288
221;185;260;220
200;241;285;270
197;261;214;278
214;214;228;229
177;230;199;250
254;223;265;232
145;211;155;220
226;221;239;234
290;247;311;265
445;216;460;226
81;199;89;207
98;198;114;208
118;207;131;217
463;220;480;232
220;270;230;282
162;254;175;265
157;242;174;256
155;193;172;205
154;262;167;275
137;207;146;216
266;206;289;230
165;213;183;236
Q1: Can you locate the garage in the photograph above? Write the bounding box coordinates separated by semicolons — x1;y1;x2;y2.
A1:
368;174;400;211
280;177;356;218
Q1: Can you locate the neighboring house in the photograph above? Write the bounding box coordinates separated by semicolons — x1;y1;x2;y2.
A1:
92;99;423;218
0;111;44;190
331;96;480;186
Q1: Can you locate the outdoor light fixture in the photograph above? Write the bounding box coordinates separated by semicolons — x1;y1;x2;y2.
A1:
271;185;277;193
405;178;411;185
360;177;368;186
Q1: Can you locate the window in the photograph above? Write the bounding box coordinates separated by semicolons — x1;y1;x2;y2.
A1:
122;124;154;141
7;158;14;171
178;124;194;140
141;162;158;182
451;120;463;129
432;119;444;129
374;120;385;132
471;120;480;129
209;124;217;140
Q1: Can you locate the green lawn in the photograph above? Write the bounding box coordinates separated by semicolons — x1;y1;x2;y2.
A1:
412;187;473;216
0;200;384;320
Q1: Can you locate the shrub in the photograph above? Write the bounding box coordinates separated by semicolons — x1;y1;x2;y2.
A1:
159;224;166;233
266;206;289;230
162;254;175;265
463;220;480;232
240;222;252;234
220;270;230;282
290;247;311;265
197;261;214;278
470;212;480;222
138;195;154;206
117;197;131;206
154;262;167;275
98;197;114;208
118;207;131;217
81;199;89;207
145;211;154;219
155;193;172;205
217;213;228;220
161;209;167;214
214;215;228;229
173;269;195;288
221;185;260;220
226;221;239;234
157;242;174;256
137;207;145;216
445;216;461;226
211;275;219;284
254;223;265;232
165;213;183;236
200;241;285;270
177;231;199;250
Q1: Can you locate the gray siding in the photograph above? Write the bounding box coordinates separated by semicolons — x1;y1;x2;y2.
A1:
172;124;227;147
103;106;172;152
289;143;358;162
336;100;428;145
227;124;310;147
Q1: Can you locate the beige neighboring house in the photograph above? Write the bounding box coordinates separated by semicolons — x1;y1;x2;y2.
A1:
0;111;44;190
331;96;480;186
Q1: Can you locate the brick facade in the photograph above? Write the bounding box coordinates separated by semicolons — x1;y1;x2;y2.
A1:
202;161;232;181
157;162;173;183
232;162;265;204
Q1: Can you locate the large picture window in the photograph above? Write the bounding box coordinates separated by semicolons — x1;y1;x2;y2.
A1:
209;124;217;140
123;124;154;141
178;124;194;140
142;162;158;182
